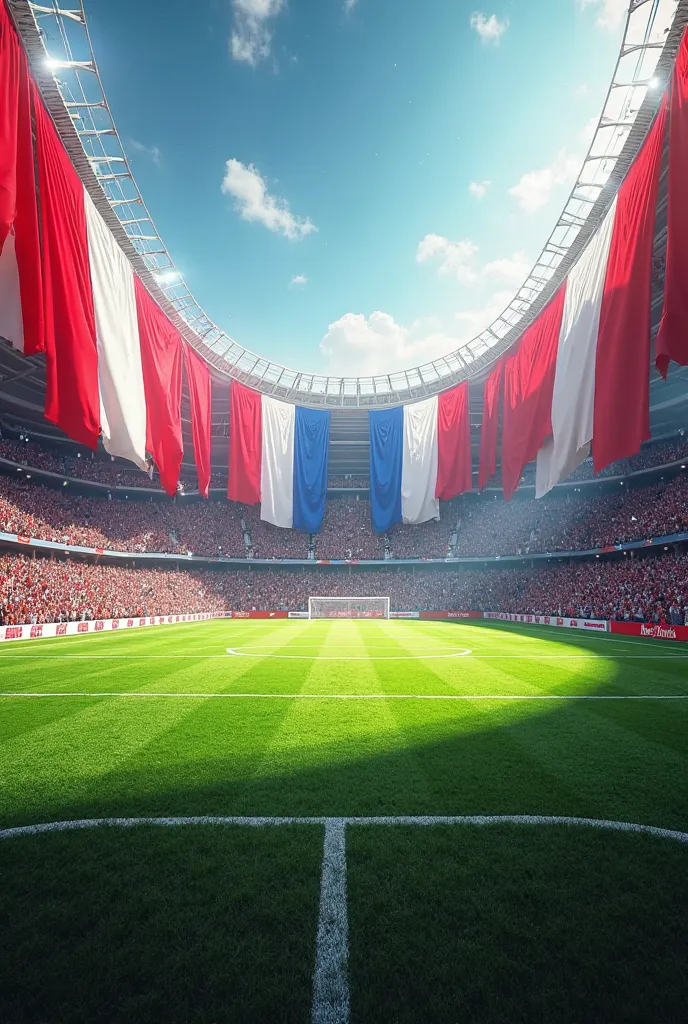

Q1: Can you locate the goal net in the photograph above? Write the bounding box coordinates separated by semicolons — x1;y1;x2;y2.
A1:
308;597;390;620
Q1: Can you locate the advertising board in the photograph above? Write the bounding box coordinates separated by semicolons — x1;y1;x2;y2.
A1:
0;612;215;643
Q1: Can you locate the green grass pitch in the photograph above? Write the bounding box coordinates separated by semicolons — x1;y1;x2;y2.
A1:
1;618;687;1023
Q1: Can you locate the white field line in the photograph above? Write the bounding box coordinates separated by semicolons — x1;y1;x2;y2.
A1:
2;652;687;661
3;813;688;1024
226;647;473;661
3;813;688;843
1;692;687;701
312;819;349;1024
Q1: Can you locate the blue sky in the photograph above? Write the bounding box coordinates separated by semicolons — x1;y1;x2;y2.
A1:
85;0;623;375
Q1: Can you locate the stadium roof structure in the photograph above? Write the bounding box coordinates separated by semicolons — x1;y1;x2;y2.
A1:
2;0;688;477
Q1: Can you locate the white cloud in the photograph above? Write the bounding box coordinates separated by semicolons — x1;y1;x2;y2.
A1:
221;159;317;240
468;180;491;200
320;293;513;376
579;116;599;145
454;290;514;335
416;234;531;288
290;274;308;287
577;0;626;31
416;234;479;284
343;0;358;13
482;251;531;284
508;149;580;213
230;0;285;66
129;139;162;167
320;312;459;375
469;12;509;44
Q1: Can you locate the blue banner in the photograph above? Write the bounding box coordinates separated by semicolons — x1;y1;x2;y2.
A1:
293;407;330;532
369;407;403;533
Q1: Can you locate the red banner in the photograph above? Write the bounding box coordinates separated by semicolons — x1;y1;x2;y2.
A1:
611;620;688;642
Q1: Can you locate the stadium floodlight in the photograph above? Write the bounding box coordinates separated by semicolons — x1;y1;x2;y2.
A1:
308;597;390;620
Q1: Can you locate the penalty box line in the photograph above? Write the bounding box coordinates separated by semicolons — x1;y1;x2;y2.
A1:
3;814;688;1024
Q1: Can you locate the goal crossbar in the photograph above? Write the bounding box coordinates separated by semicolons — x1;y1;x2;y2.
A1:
308;596;390;620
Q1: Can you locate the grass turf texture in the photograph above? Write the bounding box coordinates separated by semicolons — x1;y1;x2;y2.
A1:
1;618;687;1022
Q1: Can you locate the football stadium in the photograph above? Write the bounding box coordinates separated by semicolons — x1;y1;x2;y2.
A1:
1;0;688;1021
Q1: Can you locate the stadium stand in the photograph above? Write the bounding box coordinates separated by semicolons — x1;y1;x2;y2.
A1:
0;477;246;556
2;459;688;560
453;474;688;557
2;434;687;496
2;551;686;626
0;438;161;488
0;554;224;625
315;498;386;560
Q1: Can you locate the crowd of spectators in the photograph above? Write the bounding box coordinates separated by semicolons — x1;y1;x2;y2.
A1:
186;553;688;623
0;439;161;489
0;477;246;557
243;505;309;559
315;498;386;559
389;503;459;559
3;551;685;626
326;475;369;488
453;474;688;557
564;437;688;482
4;467;688;562
0;554;224;625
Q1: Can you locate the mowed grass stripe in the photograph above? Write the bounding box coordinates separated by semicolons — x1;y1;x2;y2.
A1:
0;824;323;1024
366;623;582;818
347;823;688;1024
0;620;311;695
1;620;687;828
250;622;436;815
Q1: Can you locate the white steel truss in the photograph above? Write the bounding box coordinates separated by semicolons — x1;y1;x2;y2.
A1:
9;0;688;406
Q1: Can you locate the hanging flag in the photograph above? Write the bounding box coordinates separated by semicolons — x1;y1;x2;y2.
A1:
593;94;667;470
85;190;147;470
33;94;158;466
436;381;472;501
478;360;502;490
293;406;330;532
227;380;330;530
656;28;688;379
228;380;261;505
536;96;667;495
19;85;190;478
34;94;100;450
502;287;566;501
184;344;212;499
0;0;20;251
261;395;295;528
0;17;43;355
135;278;183;497
369;382;472;532
369;406;403;534
401;397;439;525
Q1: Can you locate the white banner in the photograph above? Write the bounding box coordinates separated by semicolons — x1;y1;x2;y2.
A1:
484;612;608;632
0;612;215;643
390;611;420;619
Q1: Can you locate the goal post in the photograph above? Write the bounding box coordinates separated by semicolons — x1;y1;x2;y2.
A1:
308;597;390;620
